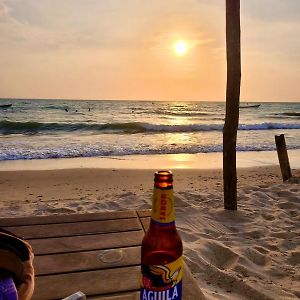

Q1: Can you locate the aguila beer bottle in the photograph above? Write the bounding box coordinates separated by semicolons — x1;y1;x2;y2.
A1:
141;170;183;300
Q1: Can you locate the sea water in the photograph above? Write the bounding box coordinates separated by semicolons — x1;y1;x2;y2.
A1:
0;99;299;161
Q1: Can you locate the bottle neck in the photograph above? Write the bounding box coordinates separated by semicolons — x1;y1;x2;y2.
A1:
151;186;175;225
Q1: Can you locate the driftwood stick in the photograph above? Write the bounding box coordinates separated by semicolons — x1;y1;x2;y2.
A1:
275;134;292;181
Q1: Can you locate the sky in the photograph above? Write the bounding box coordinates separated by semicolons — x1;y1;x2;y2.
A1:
0;0;299;102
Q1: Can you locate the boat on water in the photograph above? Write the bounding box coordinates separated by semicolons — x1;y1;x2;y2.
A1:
0;104;12;108
240;104;260;109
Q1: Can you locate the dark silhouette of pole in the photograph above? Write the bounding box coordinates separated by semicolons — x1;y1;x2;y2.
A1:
223;0;241;210
275;134;292;181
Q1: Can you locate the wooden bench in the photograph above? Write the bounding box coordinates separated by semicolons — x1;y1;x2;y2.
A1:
0;210;205;299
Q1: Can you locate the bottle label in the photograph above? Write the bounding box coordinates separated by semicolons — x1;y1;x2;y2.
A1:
140;256;183;300
151;187;175;224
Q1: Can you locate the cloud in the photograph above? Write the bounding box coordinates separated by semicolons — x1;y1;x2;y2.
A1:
0;1;111;52
242;0;300;22
0;0;224;53
0;1;148;52
0;0;9;20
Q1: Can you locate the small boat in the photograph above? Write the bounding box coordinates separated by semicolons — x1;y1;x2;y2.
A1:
240;104;260;109
0;104;12;109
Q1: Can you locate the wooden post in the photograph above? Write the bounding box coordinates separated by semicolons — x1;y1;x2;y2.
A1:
275;134;292;181
223;0;241;210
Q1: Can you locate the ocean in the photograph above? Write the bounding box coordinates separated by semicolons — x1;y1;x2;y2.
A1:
0;99;299;161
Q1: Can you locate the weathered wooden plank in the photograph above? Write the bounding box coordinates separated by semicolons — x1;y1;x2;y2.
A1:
3;210;205;299
33;265;204;300
28;231;144;255
0;211;137;227
34;246;141;275
136;210;151;218
89;292;139;300
6;218;142;239
32;266;141;300
139;217;150;232
88;260;205;299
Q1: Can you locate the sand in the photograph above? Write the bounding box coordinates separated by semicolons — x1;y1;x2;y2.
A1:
0;162;299;299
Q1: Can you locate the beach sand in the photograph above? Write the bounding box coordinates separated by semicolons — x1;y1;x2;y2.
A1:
0;160;299;299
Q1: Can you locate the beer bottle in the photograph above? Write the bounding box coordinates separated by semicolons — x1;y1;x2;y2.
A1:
140;170;183;300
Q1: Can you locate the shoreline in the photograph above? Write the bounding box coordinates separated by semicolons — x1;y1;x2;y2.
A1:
0;149;300;171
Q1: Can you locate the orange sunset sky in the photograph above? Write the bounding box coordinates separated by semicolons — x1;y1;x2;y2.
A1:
0;0;299;102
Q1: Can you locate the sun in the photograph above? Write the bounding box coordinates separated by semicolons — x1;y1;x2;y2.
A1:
174;40;188;56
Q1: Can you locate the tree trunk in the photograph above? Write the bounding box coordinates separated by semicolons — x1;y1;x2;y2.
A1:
223;0;241;210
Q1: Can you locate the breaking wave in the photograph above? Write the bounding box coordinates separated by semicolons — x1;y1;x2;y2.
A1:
1;120;300;135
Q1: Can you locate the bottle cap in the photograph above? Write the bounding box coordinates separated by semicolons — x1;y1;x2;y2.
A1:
154;170;173;183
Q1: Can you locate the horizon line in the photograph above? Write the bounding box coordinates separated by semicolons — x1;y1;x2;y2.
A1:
0;97;299;103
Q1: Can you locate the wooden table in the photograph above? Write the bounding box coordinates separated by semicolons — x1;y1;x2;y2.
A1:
0;210;205;299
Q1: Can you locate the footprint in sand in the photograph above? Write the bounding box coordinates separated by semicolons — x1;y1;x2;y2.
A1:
261;212;275;221
286;251;300;266
244;230;262;239
200;240;239;270
288;210;298;217
277;201;299;210
174;195;189;207
243;247;271;267
271;231;298;239
178;228;199;243
253;246;269;255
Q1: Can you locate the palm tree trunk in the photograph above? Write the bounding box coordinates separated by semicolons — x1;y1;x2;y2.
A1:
223;0;241;210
